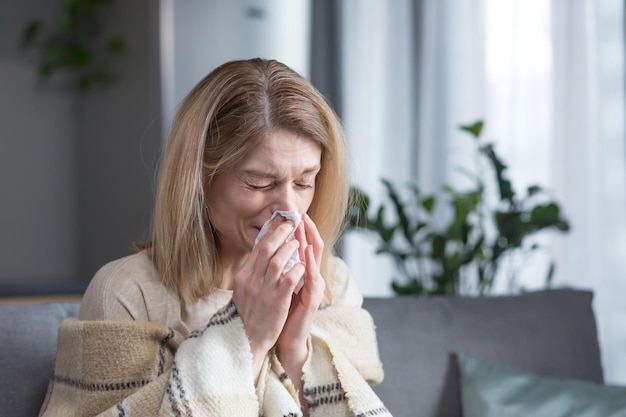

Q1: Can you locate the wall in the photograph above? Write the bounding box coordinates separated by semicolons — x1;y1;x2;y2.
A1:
0;0;79;290
0;0;162;293
78;0;162;280
0;0;311;294
161;0;311;135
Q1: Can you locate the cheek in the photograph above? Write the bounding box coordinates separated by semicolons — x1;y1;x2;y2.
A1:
211;189;259;223
298;190;316;214
237;191;272;215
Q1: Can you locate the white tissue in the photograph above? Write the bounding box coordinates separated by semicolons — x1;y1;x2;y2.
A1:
254;210;304;294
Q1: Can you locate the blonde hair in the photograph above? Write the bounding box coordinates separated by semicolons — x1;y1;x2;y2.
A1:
145;58;350;305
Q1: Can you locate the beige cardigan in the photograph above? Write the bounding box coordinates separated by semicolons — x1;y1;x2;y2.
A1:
78;253;366;335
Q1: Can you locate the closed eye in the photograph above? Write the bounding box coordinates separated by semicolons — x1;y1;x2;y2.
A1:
248;183;274;191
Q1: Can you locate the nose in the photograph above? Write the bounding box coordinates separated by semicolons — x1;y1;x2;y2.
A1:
270;184;299;213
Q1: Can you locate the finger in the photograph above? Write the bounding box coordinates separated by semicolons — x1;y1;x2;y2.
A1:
282;262;306;292
252;220;299;279
233;236;268;295
263;239;300;285
303;213;324;265
304;246;319;284
294;218;307;261
257;215;292;246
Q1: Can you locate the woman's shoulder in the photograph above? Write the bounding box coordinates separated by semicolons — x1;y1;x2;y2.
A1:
96;251;156;276
78;252;176;321
89;252;161;292
325;255;364;308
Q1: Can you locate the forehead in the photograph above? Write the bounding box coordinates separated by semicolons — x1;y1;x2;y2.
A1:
239;130;322;171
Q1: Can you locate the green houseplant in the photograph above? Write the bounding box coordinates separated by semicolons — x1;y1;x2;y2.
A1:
348;120;570;296
20;0;124;91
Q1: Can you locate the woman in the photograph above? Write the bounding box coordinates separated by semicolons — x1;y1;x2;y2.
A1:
40;58;391;417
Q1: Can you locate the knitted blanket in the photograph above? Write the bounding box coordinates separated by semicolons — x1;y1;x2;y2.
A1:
39;300;392;417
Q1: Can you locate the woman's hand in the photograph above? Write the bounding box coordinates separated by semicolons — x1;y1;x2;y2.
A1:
276;214;325;408
231;215;306;382
277;214;325;354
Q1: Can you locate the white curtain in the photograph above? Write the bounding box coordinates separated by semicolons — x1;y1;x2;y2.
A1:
341;0;626;384
484;0;626;384
549;0;626;385
417;0;486;194
341;0;415;296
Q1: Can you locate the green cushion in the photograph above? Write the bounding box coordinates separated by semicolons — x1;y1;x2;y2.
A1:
458;351;626;417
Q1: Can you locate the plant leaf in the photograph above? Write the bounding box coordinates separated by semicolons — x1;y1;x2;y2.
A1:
480;143;515;203
380;225;396;243
527;185;542;197
391;278;423;296
21;20;42;46
529;203;570;232
347;186;371;229
381;178;412;242
459;120;484;138
422;196;435;213
545;261;556;287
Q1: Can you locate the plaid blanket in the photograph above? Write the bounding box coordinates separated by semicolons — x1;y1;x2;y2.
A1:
39;301;392;417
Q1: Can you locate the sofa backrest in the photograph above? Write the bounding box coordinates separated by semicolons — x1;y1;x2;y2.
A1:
0;302;80;417
0;289;602;417
363;289;603;417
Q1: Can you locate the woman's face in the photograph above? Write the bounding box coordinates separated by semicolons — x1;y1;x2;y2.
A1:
206;129;322;262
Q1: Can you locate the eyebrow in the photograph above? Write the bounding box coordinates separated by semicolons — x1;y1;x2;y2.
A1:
241;165;321;178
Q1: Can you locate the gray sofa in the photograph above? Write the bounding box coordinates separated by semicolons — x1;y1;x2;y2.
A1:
0;289;604;417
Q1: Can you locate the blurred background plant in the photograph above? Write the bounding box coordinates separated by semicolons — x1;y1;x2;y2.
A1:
348;120;571;296
20;0;124;92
